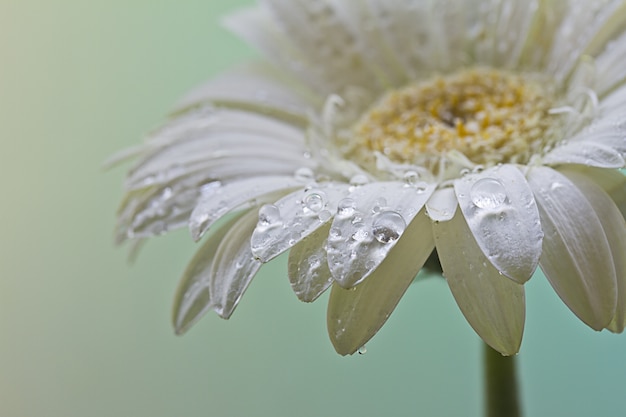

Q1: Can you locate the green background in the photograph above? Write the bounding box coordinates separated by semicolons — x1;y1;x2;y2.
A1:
1;1;625;416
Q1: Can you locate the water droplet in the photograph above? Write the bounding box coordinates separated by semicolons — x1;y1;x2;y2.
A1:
470;178;508;209
330;227;342;240
337;198;356;217
258;204;282;227
372;211;406;243
350;174;369;186
403;170;419;186
415;182;429;194
358;346;367;355
294;167;315;182
460;168;471;176
303;192;325;213
318;210;332;222
372;197;387;214
351;222;369;242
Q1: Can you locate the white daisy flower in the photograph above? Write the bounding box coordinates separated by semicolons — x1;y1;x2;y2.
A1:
114;0;626;356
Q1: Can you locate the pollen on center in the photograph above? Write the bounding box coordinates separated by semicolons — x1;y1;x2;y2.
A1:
349;68;561;174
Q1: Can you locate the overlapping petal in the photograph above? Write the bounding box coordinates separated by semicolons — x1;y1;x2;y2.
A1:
433;209;525;356
327;210;434;355
454;164;543;284
326;181;435;288
528;166;617;330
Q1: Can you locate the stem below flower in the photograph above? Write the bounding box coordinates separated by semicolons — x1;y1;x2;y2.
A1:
484;343;522;417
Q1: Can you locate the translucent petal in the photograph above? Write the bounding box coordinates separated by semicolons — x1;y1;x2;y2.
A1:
528;166;617;330
433;210;525;356
115;174;212;243
562;166;626;218
288;223;333;302
543;141;625;168
326;181;436;288
561;169;626;333
327;210;434;356
251;183;350;262
426;187;458;222
189;176;302;241
209;210;263;319
172;212;247;334
454;164;543;284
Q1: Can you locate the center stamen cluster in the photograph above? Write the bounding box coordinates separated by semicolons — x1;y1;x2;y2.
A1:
349;68;560;175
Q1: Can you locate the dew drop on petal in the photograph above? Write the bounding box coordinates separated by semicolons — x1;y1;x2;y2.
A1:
258;204;282;228
372;197;387;214
303;192;325;213
372;211;406;243
294;167;315;182
350;174;369;186
403;170;419;186
337;198;357;217
415;182;429;194
470;178;508;209
351;222;369;242
318;210;332;222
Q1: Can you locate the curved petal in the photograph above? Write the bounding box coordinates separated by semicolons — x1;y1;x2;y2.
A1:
173;62;317;123
426;187;458;222
251;183;350;262
561;169;626;333
327;210;434;355
209;210;264;319
326;181;436;288
454;164;543;284
189;176;302;241
543;141;625;168
560;166;626;218
288;222;334;302
172;211;247;334
528;166;617;330
433;209;525;356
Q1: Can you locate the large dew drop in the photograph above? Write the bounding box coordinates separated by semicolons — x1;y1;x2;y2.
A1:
303;192;325;214
372;211;406;243
470;178;508;209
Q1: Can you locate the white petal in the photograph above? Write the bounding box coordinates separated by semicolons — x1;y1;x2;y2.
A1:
326;181;436;288
454;164;543;284
561;166;626;219
561;169;626;333
126;107;310;190
287;223;334;302
189;176;302;241
433;210;525;356
172;212;247;334
543;141;625;168
209;210;263;319
327;210;434;355
543;0;626;84
173;62;317;122
115;174;211;243
259;0;384;93
426;187;458;222
528;166;617;330
251;183;350;262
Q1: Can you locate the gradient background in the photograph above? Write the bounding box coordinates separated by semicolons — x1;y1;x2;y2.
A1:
1;1;625;416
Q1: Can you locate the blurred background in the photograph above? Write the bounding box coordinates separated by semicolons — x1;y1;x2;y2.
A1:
1;1;625;416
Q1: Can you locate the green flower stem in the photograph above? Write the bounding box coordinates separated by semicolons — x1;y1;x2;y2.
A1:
484;343;522;417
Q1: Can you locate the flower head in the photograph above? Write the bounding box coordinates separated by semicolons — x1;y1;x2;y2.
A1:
114;0;626;356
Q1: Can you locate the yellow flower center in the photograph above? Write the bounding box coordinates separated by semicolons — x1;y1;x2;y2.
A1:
349;68;561;176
